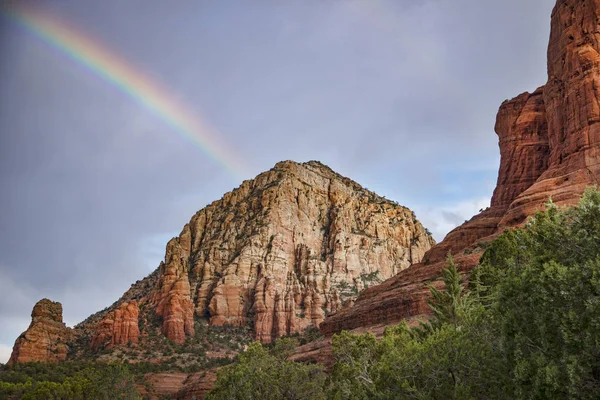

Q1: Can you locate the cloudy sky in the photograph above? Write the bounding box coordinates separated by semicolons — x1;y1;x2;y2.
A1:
0;0;555;362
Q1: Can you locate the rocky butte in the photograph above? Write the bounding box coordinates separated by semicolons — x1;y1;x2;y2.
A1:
8;160;434;365
8;299;73;365
316;0;600;342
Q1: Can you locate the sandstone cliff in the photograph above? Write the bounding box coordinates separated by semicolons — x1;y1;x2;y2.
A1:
9;161;434;364
320;0;600;337
8;299;74;364
148;160;434;343
90;301;140;349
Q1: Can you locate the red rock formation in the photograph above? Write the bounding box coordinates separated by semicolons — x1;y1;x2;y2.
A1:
139;370;217;400
175;370;218;400
500;0;600;226
90;301;140;349
8;299;73;364
493;88;550;210
147;160;434;344
8;162;432;361
151;238;195;344
421;88;549;263
320;0;600;338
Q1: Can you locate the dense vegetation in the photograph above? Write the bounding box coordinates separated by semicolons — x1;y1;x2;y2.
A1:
3;188;599;399
0;362;139;399
207;187;600;399
206;339;326;400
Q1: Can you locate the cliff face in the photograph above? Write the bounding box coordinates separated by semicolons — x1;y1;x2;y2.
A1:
90;301;140;349
9;160;434;363
148;160;434;344
500;0;600;225
320;0;600;337
8;299;74;364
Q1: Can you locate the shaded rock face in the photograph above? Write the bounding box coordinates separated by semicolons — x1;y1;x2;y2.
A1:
150;240;196;345
423;89;550;264
493;88;550;211
8;299;73;364
149;161;434;343
138;371;217;400
90;301;140;349
320;0;600;337
500;0;600;225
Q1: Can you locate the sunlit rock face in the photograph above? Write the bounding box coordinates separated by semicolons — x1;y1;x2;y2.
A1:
8;299;74;364
149;160;434;343
90;301;140;349
7;160;432;360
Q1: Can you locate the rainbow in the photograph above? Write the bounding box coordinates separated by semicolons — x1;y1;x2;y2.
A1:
2;4;246;178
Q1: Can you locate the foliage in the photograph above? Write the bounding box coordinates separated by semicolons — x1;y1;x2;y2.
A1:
473;187;600;398
413;254;467;336
327;187;600;399
328;255;509;399
0;362;140;399
206;339;327;400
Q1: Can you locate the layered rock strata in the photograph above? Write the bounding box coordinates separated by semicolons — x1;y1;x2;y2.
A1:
320;0;600;337
500;0;600;225
9;161;433;360
8;299;74;364
90;301;140;349
149;160;434;343
137;370;217;400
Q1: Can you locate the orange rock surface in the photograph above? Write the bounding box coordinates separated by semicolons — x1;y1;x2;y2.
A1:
148;160;434;343
500;0;600;225
150;238;195;344
139;371;217;400
90;301;140;349
320;0;600;338
8;299;73;364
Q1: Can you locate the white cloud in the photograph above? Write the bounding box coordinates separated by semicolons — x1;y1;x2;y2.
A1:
414;197;491;242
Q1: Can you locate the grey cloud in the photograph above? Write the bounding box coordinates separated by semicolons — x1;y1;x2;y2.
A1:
442;211;469;228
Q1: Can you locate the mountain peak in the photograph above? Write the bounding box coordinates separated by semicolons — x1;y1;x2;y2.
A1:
9;161;434;365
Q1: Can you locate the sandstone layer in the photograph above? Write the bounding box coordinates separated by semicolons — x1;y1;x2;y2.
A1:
138;370;217;400
148;160;434;343
9;161;432;360
500;0;600;225
320;0;600;337
8;299;74;364
90;301;140;349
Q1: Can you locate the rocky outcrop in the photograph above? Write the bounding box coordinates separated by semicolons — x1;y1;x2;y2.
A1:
493;88;550;210
139;371;217;400
8;161;432;359
150;239;195;344
422;88;550;263
8;299;74;364
90;301;140;349
320;0;600;337
149;160;434;343
175;370;218;400
499;0;600;225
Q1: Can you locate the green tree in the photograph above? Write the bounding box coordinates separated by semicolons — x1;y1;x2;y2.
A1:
328;330;381;399
413;254;469;337
475;187;600;399
329;256;509;399
0;362;140;400
206;340;326;400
